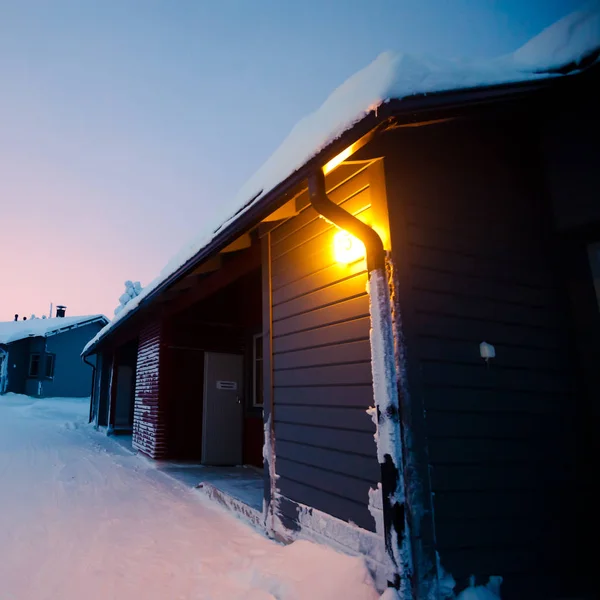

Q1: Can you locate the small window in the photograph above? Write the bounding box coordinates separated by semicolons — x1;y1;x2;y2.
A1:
45;354;56;378
253;333;264;407
28;353;41;377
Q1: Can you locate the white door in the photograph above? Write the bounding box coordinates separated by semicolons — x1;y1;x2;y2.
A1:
202;352;244;465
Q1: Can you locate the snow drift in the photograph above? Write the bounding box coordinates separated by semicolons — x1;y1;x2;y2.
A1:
0;393;381;599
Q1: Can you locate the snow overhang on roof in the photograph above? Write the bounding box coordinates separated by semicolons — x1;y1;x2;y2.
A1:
0;315;109;346
82;2;600;357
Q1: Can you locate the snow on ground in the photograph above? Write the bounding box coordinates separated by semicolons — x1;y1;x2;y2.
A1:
0;394;378;600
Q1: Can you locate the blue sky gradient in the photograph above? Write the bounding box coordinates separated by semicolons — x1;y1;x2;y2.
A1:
0;0;584;319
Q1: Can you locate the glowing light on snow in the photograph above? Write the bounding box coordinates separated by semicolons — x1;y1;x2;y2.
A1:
333;230;365;265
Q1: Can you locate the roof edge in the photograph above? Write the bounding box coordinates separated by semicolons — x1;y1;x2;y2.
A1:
45;315;109;339
83;64;594;356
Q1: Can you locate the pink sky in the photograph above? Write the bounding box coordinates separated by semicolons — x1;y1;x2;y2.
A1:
0;157;172;321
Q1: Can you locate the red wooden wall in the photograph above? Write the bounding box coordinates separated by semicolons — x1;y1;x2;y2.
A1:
132;322;167;458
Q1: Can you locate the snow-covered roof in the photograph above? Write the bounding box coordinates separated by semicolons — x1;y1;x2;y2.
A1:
84;2;600;355
0;315;108;346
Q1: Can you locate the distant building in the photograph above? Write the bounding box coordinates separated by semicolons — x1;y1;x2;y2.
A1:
0;308;108;397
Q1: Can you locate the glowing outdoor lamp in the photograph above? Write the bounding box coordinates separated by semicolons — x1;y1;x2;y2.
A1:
333;230;366;265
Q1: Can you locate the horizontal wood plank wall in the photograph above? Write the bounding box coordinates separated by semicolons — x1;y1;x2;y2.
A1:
384;120;578;598
269;162;381;532
132;322;167;458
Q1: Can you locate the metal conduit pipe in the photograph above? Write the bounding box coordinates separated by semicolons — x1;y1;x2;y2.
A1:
307;169;385;273
307;167;411;595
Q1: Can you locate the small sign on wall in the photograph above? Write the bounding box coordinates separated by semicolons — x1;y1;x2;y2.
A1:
216;380;237;391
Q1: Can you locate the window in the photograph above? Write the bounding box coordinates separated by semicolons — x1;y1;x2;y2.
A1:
45;354;56;378
252;333;264;407
28;353;41;377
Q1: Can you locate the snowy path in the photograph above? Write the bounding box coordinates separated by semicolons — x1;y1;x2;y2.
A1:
0;395;378;600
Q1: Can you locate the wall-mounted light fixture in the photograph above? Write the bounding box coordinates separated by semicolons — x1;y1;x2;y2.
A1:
480;341;496;364
333;230;366;265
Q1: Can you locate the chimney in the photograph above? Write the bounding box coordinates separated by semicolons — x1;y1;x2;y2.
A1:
14;314;18;322
56;305;66;318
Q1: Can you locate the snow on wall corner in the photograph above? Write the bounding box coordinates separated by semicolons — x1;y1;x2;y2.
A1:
367;263;412;589
367;269;402;471
262;414;279;531
262;414;273;466
368;482;384;536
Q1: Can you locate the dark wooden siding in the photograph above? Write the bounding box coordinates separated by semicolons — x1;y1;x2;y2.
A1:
132;322;166;458
5;338;30;395
97;350;112;427
541;81;600;594
384;119;579;598
543;86;600;231
268;162;383;531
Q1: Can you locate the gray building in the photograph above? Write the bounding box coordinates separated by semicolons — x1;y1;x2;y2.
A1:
0;309;108;398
